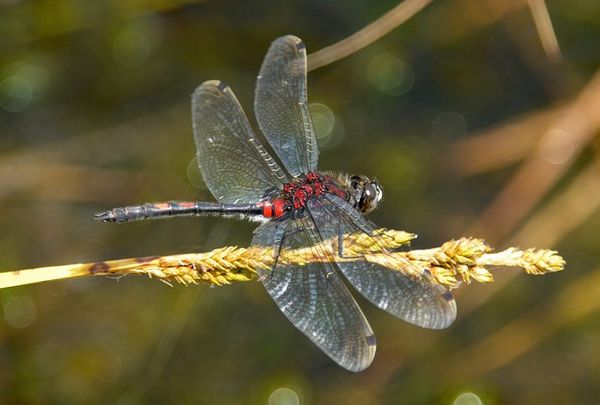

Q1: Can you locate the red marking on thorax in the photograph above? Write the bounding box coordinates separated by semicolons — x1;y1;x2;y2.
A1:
260;172;349;218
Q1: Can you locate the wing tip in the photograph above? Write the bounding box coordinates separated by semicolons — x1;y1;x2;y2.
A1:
192;80;230;98
274;34;306;51
191;80;236;113
433;293;458;330
344;334;376;372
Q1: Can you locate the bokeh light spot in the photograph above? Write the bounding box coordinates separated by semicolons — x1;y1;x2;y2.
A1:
309;102;336;145
268;387;300;405
3;295;36;328
367;53;414;95
432;110;468;140
0;76;33;112
113;29;152;67
538;129;573;165
453;392;484;405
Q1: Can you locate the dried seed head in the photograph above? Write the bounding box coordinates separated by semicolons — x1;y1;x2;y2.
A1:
0;228;565;291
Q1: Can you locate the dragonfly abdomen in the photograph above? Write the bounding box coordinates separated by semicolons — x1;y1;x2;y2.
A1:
95;201;264;223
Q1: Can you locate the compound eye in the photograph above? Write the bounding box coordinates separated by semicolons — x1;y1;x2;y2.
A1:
364;183;378;203
359;182;381;213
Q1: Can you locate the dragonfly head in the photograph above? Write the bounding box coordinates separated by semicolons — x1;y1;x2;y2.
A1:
350;175;383;214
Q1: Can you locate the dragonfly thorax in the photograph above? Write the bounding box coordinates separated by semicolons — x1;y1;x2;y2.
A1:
285;172;349;207
260;172;349;219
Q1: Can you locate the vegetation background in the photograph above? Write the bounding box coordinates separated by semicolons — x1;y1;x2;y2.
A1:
0;0;599;403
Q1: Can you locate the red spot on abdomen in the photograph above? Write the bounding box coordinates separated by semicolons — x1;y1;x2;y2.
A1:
273;199;286;218
260;201;273;218
260;199;287;218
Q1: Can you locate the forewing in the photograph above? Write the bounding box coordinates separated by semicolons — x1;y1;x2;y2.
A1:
308;195;457;330
254;35;318;177
252;216;376;372
192;80;288;204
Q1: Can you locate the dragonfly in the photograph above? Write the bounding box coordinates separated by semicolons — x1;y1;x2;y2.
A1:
95;35;456;371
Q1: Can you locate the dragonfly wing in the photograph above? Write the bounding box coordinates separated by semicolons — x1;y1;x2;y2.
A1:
252;216;376;372
254;35;318;177
192;80;289;204
308;195;457;330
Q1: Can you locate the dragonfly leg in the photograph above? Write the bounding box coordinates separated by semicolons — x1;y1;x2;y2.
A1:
269;225;309;280
337;223;345;258
268;223;289;280
335;223;364;260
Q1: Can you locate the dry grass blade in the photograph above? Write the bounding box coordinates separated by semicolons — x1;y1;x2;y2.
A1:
527;0;562;62
307;0;433;71
425;0;529;46
470;67;600;241
447;105;566;176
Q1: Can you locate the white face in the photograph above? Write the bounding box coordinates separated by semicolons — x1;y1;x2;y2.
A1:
372;182;383;203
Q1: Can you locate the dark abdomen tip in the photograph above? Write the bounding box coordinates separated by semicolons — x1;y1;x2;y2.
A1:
94;210;115;222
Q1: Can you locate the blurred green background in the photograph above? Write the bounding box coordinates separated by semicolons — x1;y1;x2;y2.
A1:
1;0;599;403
